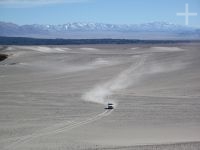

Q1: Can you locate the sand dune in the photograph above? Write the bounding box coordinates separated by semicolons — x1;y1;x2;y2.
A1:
0;45;200;150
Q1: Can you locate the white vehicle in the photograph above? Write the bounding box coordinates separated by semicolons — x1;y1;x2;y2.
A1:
105;103;114;109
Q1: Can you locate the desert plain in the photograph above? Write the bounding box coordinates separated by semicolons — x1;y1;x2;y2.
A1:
0;43;200;150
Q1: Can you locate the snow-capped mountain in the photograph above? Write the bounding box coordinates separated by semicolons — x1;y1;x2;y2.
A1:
0;21;199;39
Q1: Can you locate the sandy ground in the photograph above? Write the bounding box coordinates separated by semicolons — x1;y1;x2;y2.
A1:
0;44;200;150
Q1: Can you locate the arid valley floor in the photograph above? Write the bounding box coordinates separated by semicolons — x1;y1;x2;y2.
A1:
0;44;200;150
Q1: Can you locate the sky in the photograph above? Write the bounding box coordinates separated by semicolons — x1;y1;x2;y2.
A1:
0;0;200;27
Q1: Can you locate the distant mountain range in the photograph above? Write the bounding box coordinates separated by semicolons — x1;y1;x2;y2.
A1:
0;21;200;40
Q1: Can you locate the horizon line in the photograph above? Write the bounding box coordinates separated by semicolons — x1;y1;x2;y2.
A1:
1;20;199;28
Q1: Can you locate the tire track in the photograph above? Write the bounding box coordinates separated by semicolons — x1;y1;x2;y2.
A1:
5;109;112;150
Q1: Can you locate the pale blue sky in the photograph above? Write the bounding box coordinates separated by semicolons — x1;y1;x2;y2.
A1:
0;0;199;27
